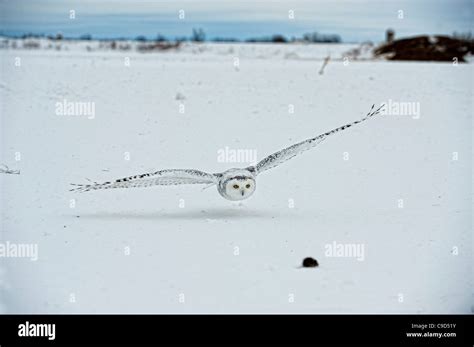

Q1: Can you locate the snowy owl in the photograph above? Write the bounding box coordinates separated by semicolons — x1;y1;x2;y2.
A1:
71;105;384;201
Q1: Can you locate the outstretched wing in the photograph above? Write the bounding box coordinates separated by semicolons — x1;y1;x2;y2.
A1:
71;169;218;193
249;104;384;175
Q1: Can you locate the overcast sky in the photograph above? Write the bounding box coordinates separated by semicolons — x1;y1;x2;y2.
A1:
0;0;472;42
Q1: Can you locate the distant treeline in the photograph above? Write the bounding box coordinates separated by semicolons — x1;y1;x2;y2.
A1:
1;28;342;43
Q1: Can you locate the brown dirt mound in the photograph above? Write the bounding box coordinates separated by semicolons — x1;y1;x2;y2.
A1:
374;35;474;62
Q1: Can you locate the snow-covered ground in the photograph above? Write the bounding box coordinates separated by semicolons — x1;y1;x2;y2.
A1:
0;42;472;313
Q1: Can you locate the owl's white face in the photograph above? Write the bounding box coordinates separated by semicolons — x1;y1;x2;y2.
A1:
217;168;257;201
216;169;256;201
223;177;256;201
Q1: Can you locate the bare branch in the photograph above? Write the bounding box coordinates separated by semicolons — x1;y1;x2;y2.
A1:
318;55;330;75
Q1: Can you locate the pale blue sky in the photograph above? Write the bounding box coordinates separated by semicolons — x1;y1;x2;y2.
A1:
0;0;472;42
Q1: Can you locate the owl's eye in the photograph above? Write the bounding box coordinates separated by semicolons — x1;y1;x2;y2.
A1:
245;184;251;189
233;184;239;189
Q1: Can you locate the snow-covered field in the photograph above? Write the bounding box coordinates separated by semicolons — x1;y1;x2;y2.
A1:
0;42;472;313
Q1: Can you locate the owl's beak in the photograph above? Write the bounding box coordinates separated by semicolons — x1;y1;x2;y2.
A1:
241;190;245;196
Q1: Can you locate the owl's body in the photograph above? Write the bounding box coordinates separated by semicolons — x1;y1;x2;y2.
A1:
71;105;384;201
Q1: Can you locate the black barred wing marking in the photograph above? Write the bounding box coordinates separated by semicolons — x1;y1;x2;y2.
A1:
250;137;327;174
250;104;384;175
71;169;218;192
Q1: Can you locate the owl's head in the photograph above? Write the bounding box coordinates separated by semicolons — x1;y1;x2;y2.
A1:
217;169;256;201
